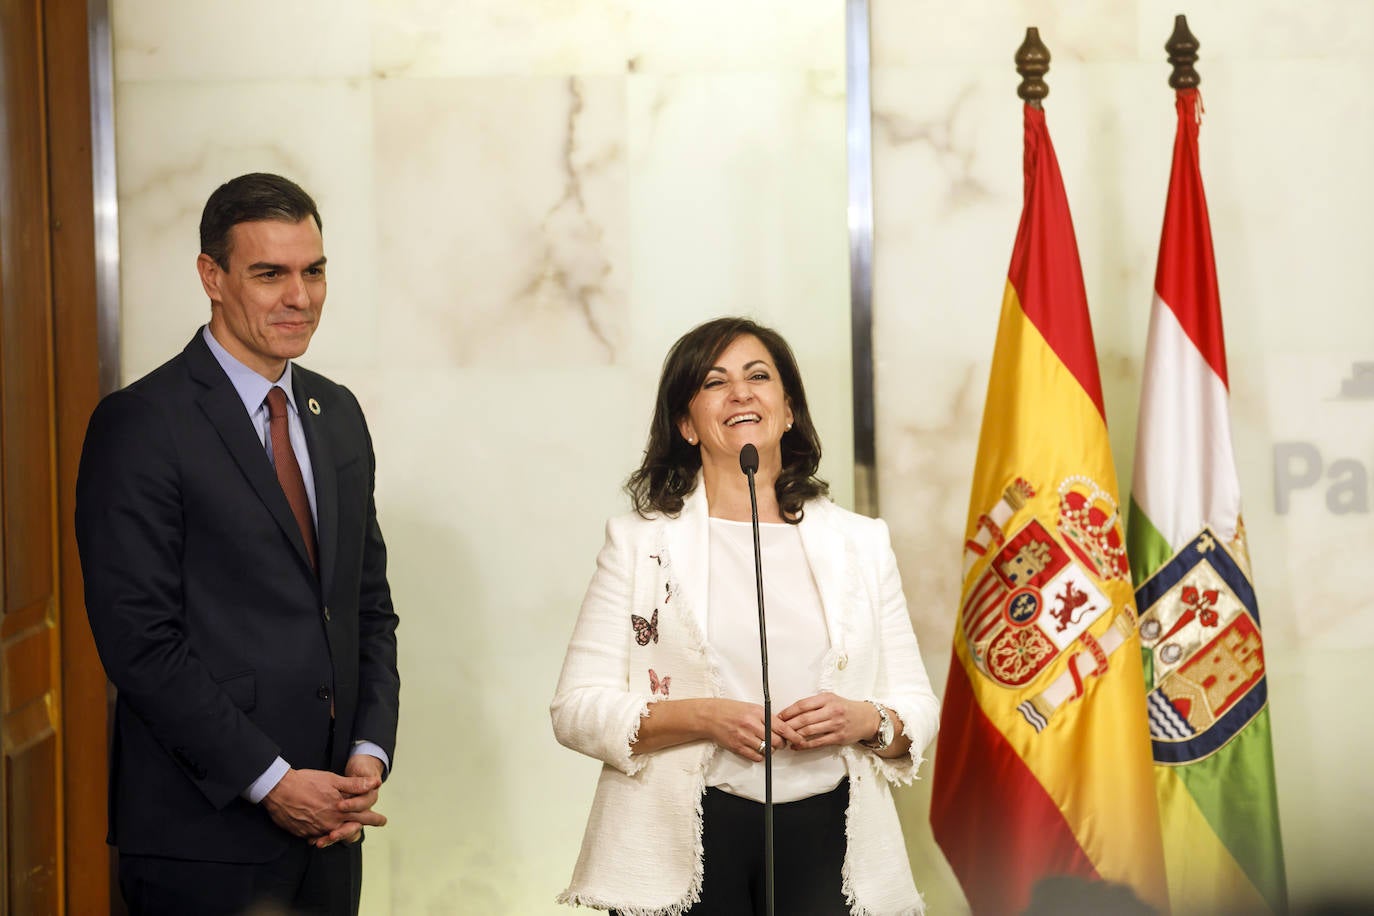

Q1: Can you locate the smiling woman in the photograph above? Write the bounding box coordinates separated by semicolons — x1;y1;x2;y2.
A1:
677;334;796;520
626;317;828;524
550;317;941;915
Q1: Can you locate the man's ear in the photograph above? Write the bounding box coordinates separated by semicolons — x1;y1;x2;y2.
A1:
196;252;222;302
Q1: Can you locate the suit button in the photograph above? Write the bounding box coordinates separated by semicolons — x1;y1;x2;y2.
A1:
317;686;331;701
836;654;848;670
323;606;331;622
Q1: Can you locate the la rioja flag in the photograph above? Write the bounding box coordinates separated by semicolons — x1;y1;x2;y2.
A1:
1127;85;1288;916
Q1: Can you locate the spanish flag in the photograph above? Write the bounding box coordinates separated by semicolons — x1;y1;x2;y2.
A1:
930;101;1168;915
1127;86;1287;916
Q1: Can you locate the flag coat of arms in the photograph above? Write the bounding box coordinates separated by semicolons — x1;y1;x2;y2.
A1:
1127;86;1288;916
930;101;1168;916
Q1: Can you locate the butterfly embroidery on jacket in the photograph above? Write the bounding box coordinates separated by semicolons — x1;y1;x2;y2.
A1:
648;668;671;698
631;608;659;646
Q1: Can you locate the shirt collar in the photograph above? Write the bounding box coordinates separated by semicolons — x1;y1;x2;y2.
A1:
201;325;297;416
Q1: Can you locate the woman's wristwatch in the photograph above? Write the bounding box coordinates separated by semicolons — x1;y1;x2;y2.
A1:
859;699;894;751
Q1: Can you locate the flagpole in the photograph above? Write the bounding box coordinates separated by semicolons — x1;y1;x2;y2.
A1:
1014;27;1050;109
1126;14;1290;914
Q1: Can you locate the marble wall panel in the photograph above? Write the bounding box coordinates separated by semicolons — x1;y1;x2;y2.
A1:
368;0;843;78
342;365;647;912
113;0;372;81
373;74;628;369
626;1;842;73
1135;0;1374;59
370;0;632;78
626;69;853;504
872;0;1138;67
1267;648;1372;901
1247;355;1374;647
114;79;379;379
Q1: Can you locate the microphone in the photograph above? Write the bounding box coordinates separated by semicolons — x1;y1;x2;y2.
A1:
739;443;774;916
739;443;759;475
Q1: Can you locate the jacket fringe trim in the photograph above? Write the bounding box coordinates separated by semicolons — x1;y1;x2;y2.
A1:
555;769;708;916
623;697;661;777
554;891;696;916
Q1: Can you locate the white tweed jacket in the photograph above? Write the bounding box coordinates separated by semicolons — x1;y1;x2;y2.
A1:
550;485;940;916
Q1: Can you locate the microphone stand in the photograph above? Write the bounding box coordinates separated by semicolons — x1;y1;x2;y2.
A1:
739;444;774;916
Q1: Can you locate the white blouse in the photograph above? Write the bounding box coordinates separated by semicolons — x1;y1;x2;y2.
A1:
704;518;847;803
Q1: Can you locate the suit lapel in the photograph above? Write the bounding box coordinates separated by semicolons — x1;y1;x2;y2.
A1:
186;334;317;577
293;372;337;593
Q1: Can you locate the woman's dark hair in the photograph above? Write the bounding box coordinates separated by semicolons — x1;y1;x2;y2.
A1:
199;173;322;270
626;317;828;522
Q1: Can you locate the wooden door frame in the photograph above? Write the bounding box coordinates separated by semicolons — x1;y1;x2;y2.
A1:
1;0;112;910
47;0;114;909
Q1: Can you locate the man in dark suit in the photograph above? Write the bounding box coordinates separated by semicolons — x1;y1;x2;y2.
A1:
76;173;400;915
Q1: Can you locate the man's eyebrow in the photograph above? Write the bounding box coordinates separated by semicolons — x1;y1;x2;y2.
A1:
246;256;327;272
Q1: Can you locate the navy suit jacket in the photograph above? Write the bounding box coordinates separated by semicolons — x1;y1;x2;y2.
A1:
75;331;400;862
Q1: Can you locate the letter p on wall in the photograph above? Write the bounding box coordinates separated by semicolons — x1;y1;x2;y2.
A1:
1274;441;1370;514
1274;442;1322;514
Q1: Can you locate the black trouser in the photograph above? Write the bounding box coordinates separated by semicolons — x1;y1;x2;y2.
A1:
118;841;362;916
687;781;850;915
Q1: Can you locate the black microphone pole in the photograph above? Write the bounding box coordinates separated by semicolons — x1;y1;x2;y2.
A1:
739;443;774;916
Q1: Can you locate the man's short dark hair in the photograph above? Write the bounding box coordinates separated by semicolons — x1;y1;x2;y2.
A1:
199;173;322;270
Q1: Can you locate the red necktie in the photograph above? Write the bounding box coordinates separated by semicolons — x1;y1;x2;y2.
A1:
266;386;317;572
